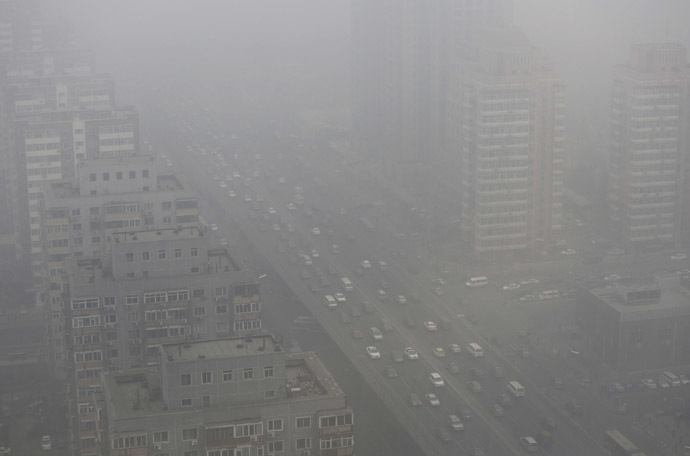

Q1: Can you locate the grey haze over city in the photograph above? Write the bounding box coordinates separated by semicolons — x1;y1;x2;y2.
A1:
2;1;690;456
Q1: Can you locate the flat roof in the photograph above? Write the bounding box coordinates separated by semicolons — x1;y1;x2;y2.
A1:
103;350;345;421
162;335;281;362
590;279;690;321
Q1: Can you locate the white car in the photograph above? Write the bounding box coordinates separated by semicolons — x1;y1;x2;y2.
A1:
228;190;236;198
560;249;577;255
604;274;621;282
425;393;440;407
396;295;407;305
334;293;346;303
219;181;227;188
361;260;371;269
657;377;671;389
267;207;277;215
671;253;687;260
311;249;319;259
378;260;388;270
0;447;10;455
286;202;296;211
429;372;445;387
447;344;462;354
404;347;419;360
520;278;540;285
210;223;219;231
449;415;464;431
424;321;438;331
502;283;520;291
278;177;286;184
41;436;51;450
244;194;252;203
366;346;381;359
311;227;321;235
641;378;657;390
370;327;383;340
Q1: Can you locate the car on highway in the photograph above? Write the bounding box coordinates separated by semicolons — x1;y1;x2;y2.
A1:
425;393;440;407
447;362;460;375
350;306;362;318
376;289;387;301
657;376;671;388
403;317;416;329
520;278;540;285
391;351;404;363
447;343;462;354
469;381;483;393
436;427;452;443
607;248;625;255
370;327;383;340
519;436;539;452
384;366;398;379
432;287;445;296
560;248;577;255
311;227;321;235
424;321;438;331
408;393;422;407
433;347;446;358
458;406;473;421
334;293;346;303
671;253;687;260
502;283;520;291
310;249;319;258
228;190;236;198
396;295;407;305
41;435;52;450
378;260;388;270
0;447;11;455
210;223;219;231
362;301;375;314
286;202;296;211
267;207;276;215
339;311;351;324
499;393;513;408
361;260;371;269
429;372;445;387
518;294;535;302
473;447;486;456
492;366;505;378
604;274;621;282
448;414;464;431
491;403;505;416
366;346;381;359
404;347;419;360
680;374;690;386
432;277;447;285
352;328;363;339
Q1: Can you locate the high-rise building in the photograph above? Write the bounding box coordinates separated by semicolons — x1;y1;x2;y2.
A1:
608;43;689;248
63;227;262;454
0;0;43;52
351;0;513;182
456;27;564;260
91;336;353;456
41;156;200;379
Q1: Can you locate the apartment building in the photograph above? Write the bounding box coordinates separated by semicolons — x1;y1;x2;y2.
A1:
41;157;199;378
456;27;564;259
608;43;690;248
13;105;140;269
64;227;262;454
92;336;353;456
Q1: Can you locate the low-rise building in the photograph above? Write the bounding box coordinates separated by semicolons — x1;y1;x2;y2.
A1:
94;336;354;456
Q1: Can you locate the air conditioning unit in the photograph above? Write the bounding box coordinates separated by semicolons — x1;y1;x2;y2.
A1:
215;296;223;302
268;431;275;438
105;323;115;328
250;435;258;442
302;451;310;456
154;444;162;450
106;341;113;346
191;439;198;447
181;319;187;324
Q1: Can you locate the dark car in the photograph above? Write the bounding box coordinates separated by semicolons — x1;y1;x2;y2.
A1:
564;400;583;416
436;427;452;443
469;367;485;380
362;301;375;314
403;317;416;329
499;393;513;408
539;416;558;432
491;404;505;416
492;366;505;378
458;406;473;421
447;362;460;375
384;366;398;379
350;306;362;318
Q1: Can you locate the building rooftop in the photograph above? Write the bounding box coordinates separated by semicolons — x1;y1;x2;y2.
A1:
112;226;204;245
590;276;690;321
162;335;282;362
46;174;186;199
103;350;345;421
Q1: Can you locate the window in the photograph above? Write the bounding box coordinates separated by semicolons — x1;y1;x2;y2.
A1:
215;304;228;314
243;368;253;380
181;373;192;386
129;346;140;356
143;169;149;178
174;248;182;258
116;171;123;180
191;267;199;273
264;366;274;378
104;314;117;323
162;201;172;210
153;431;169;443
193;306;206;316
222;370;233;382
158;250;166;260
192;288;205;299
190;247;199;257
202;371;212;384
319;414;353;428
267;419;283;432
142;251;150;261
202;395;211;407
296;417;311;429
182;428;198;440
267;441;283;453
103;172;110;181
320;436;354;450
72;208;81;216
89;173;96;182
264;390;275;399
181;398;192;407
296;437;312;450
129;170;136;178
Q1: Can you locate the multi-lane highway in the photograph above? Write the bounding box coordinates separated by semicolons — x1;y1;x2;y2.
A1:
135;83;688;456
